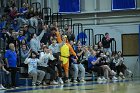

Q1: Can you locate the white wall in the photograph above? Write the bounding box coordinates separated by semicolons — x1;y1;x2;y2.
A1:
47;0;140;13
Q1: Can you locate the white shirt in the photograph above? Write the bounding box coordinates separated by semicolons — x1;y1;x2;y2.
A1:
49;43;60;54
24;58;40;73
39;52;55;67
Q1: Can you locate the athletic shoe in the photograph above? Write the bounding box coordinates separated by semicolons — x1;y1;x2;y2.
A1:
50;80;58;85
59;78;64;84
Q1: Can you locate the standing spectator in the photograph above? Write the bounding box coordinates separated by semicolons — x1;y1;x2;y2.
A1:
5;43;17;88
30;25;48;55
10;19;19;32
17;30;26;42
23;24;30;43
0;53;11;89
102;33;114;54
49;39;60;54
24;51;45;86
49;39;63;84
0;15;7;30
9;6;19;20
0;53;6;89
64;25;75;41
19;3;28;15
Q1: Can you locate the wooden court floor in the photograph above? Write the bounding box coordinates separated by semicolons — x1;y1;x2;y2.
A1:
1;79;140;93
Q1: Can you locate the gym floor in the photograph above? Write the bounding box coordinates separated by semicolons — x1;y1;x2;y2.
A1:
1;79;140;93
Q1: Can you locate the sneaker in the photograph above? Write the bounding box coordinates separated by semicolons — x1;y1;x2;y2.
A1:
80;79;86;83
43;81;47;86
111;70;117;75
119;72;125;79
59;78;64;84
50;80;58;85
102;77;107;81
112;76;118;81
0;85;6;90
32;83;36;86
73;80;78;83
65;79;70;83
97;77;102;81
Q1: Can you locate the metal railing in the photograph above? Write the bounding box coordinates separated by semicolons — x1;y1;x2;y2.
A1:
42;7;52;25
52;13;63;28
84;28;94;46
94;34;104;45
32;2;41;12
62;18;72;29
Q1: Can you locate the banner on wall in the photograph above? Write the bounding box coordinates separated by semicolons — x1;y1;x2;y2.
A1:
59;0;80;13
112;0;136;10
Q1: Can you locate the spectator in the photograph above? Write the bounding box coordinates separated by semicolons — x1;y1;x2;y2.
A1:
98;52;117;80
21;44;31;66
71;45;85;83
38;46;59;85
48;39;63;84
30;25;48;55
49;39;60;54
102;33;114;54
23;24;30;43
56;29;77;83
9;6;19;20
88;50;104;81
116;51;126;79
19;3;28;15
24;51;45;86
10;19;19;32
0;15;7;30
17;29;26;42
64;25;75;41
0;53;11;89
5;43;17;88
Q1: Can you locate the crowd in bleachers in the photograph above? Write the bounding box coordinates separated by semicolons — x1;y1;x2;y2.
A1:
0;1;133;90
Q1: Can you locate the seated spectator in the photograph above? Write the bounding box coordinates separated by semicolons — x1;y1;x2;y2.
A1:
21;44;31;66
38;46;59;85
97;41;104;53
70;55;85;83
98;52;117;80
24;51;45;86
116;51;127;79
88;50;104;81
109;51;118;72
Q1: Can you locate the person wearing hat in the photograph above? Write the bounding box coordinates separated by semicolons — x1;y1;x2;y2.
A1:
55;29;78;83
